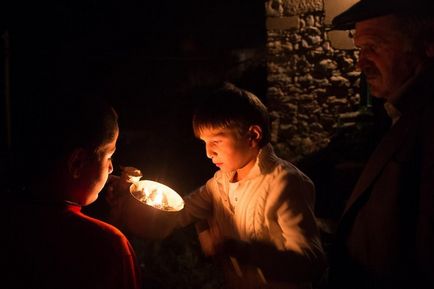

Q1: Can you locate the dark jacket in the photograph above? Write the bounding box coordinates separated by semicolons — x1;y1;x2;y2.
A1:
329;65;434;289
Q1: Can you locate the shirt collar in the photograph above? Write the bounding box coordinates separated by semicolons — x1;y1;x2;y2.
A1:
383;102;402;126
222;143;278;183
383;63;433;124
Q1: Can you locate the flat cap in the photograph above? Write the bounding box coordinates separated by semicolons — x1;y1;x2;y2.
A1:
331;0;434;30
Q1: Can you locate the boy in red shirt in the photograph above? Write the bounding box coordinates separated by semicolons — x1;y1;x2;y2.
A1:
5;96;142;289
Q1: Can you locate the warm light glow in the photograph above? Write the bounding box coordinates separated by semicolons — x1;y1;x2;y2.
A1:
130;180;184;212
153;190;163;204
146;187;165;207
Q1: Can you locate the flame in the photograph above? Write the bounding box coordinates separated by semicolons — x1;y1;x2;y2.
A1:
146;187;165;208
131;180;184;211
151;190;163;205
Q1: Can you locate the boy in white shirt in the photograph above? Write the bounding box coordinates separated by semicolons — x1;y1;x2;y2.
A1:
110;83;326;289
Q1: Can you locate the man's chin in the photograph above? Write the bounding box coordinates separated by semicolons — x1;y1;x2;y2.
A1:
367;83;387;99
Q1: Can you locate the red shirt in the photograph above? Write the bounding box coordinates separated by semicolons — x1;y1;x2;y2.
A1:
6;201;142;289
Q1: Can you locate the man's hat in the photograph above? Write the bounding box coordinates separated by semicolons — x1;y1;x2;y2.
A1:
331;0;434;30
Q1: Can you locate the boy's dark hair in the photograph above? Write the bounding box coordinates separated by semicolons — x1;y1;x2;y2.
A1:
15;94;118;179
192;83;270;147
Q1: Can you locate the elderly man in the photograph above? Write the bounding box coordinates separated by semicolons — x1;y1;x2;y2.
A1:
328;0;434;289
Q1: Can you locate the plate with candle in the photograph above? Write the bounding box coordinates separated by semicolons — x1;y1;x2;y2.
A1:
130;180;184;212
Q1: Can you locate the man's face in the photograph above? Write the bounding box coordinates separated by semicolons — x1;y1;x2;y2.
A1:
354;15;421;99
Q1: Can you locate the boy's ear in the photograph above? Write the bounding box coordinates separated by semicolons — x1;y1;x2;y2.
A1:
67;148;87;179
248;125;262;146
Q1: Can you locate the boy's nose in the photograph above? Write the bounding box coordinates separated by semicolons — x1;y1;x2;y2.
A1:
108;161;114;174
205;145;216;159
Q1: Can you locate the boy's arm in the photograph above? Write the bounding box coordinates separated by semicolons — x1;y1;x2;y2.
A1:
178;180;215;226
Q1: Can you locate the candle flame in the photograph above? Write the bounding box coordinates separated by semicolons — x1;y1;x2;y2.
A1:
151;190;163;205
146;187;166;208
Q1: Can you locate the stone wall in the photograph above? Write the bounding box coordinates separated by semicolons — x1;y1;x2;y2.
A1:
266;0;323;16
266;0;361;162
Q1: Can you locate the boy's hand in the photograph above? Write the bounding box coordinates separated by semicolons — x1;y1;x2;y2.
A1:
196;221;224;257
198;229;217;257
104;174;138;228
105;175;129;207
105;166;142;207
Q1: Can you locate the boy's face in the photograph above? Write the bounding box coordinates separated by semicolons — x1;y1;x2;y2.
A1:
77;127;118;205
199;126;259;180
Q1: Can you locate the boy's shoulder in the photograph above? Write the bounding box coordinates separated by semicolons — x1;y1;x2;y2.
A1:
273;158;313;183
260;145;311;177
69;208;131;247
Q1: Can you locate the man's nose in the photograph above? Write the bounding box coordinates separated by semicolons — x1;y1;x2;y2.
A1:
357;49;370;69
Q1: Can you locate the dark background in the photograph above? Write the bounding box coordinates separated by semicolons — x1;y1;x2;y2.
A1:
0;2;267;288
1;0;267;195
